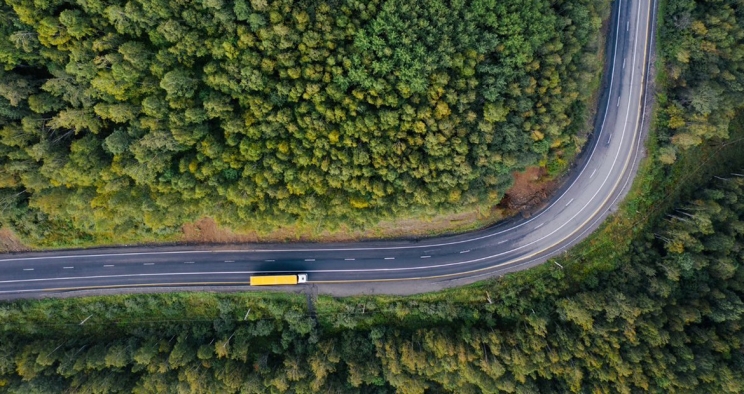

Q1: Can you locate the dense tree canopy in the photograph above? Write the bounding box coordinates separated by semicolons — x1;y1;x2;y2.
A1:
657;0;744;163
0;0;608;243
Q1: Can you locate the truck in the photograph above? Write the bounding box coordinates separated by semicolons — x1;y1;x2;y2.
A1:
250;274;308;286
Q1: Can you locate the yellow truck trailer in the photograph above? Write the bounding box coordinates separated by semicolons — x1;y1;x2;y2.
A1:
250;274;308;286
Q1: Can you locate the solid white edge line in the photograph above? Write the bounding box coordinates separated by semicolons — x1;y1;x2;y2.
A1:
608;0;656;213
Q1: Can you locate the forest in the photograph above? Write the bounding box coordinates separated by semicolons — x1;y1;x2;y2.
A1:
0;0;609;246
656;0;744;163
0;163;743;393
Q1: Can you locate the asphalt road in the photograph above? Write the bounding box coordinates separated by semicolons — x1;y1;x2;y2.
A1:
0;0;656;299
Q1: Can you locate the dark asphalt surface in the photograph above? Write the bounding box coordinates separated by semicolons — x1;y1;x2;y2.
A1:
0;0;656;299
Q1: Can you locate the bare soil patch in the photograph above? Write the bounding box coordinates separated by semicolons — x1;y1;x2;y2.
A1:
499;167;559;216
0;228;29;252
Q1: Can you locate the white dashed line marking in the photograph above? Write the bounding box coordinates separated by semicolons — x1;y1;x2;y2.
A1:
23;268;33;271
460;250;471;254
144;263;154;266
566;198;575;207
623;58;626;69
384;257;395;260
224;260;234;263
534;223;545;230
184;261;194;264
305;259;315;262
103;265;114;267
590;169;597;179
497;239;509;245
420;256;431;259
344;258;356;261
63;267;73;269
265;259;275;262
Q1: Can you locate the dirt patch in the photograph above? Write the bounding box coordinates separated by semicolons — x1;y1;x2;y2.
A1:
0;228;29;252
499;167;559;216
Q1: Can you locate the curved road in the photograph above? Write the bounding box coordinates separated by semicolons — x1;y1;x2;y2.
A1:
0;0;656;298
